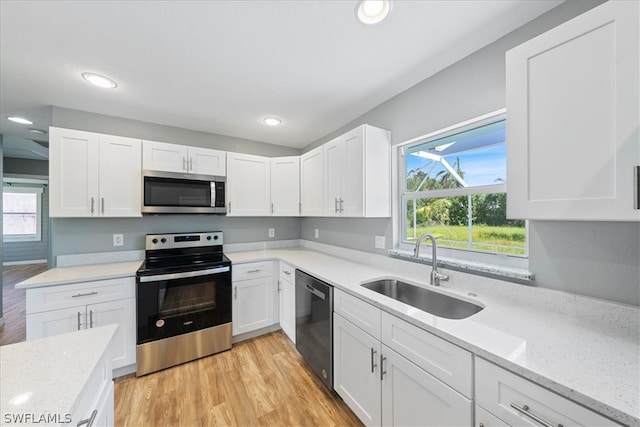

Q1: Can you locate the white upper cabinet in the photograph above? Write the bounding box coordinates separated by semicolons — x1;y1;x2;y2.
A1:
323;124;391;217
143;140;226;176
300;146;324;216
506;0;639;221
50;127;141;218
226;152;271;216
271;156;300;216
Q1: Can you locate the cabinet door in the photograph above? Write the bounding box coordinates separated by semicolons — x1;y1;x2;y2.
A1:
333;313;381;427
188;146;226;176
300;146;324;216
26;306;85;340
142;140;189;173
98;135;142;217
88;298;136;370
232;277;275;335
381;345;472;427
226;153;271;216
271;157;300;216
49;127;100;217
324;137;345;216
93;381;115;427
343;126;365;217
278;277;296;343
506;0;639;221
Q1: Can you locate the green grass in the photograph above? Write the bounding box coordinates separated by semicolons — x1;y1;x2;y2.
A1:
406;224;526;256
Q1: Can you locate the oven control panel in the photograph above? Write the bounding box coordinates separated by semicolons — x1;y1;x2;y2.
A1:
145;231;223;250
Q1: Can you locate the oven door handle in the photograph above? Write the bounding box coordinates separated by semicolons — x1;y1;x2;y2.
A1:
138;266;230;283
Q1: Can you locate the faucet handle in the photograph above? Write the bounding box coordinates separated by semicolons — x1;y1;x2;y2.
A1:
431;271;449;286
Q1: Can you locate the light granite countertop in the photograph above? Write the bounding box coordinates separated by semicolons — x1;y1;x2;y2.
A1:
227;247;640;427
13;245;639;425
0;325;117;423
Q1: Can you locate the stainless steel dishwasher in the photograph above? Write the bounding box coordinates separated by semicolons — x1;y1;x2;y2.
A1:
295;269;333;390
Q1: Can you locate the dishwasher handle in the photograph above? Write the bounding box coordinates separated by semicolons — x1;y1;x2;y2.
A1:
304;284;326;300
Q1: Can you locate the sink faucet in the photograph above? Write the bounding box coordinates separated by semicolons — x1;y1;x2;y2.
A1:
413;233;449;286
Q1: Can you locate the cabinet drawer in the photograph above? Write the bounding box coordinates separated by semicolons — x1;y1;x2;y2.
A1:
475;405;509;427
279;262;295;283
381;311;472;398
232;261;274;281
476;357;619;426
26;277;135;315
334;288;381;339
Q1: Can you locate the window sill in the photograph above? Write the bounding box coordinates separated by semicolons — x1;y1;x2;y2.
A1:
389;248;534;282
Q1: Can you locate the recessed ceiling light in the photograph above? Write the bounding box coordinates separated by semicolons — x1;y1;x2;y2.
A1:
356;0;392;25
81;72;118;89
263;117;282;126
7;116;34;125
28;128;47;135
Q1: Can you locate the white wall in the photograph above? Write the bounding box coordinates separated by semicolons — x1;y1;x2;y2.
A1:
302;0;640;306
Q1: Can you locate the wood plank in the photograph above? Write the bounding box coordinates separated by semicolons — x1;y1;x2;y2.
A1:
115;331;363;427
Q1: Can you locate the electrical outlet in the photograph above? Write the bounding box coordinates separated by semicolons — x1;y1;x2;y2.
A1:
375;235;386;249
113;234;124;247
268;228;275;238
314;228;319;239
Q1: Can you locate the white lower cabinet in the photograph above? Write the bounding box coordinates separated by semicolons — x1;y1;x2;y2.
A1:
232;261;276;336
278;262;296;343
26;277;136;373
333;289;472;427
475;357;620;426
475;405;508;427
71;349;113;427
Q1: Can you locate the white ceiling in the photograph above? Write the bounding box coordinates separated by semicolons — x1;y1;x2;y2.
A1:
0;0;562;160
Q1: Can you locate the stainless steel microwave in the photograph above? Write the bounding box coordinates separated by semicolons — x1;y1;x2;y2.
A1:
142;170;226;214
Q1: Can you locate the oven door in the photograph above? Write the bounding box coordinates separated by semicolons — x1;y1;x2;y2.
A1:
136;266;231;344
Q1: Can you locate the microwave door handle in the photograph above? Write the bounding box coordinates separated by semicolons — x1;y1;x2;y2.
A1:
211;182;216;207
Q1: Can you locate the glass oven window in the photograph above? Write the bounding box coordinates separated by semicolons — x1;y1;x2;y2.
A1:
159;281;216;317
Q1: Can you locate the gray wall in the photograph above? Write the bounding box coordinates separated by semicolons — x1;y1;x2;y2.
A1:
49;109;302;265
4;157;48;176
0;135;4;321
302;0;640;306
52;107;300;157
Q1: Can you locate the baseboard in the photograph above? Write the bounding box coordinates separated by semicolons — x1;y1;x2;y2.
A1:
113;364;137;379
3;259;47;266
232;323;281;344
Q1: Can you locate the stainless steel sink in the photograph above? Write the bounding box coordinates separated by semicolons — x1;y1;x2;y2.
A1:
361;279;483;320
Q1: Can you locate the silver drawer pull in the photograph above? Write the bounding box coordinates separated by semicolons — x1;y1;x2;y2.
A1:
72;291;98;298
89;310;94;328
634;166;639;209
380;354;386;380
510;403;563;427
283;270;292;275
77;312;82;330
77;409;97;427
247;269;261;273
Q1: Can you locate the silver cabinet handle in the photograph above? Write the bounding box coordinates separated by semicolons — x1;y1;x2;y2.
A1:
234;286;237;300
247;269;261;273
189;157;193;171
90;197;95;214
77;409;97;427
370;348;377;373
228;202;231;213
77;312;82;330
299;202;302;215
183;157;187;171
283;270;292;275
380;354;386;380
339;198;344;213
334;197;339;213
277;280;282;292
271;202;274;214
101;197;105;214
479;423;484;427
89;310;94;328
634;166;639;210
510;403;563;427
72;291;98;298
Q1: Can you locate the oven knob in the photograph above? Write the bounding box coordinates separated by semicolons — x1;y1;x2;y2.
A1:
206;235;212;241
152;238;158;244
213;235;219;240
161;238;166;243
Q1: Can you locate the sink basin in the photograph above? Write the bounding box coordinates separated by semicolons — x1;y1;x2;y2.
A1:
361;279;483;320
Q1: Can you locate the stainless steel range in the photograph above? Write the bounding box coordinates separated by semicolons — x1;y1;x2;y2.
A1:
135;231;232;376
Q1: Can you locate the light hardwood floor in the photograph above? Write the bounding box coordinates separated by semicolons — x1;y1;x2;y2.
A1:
115;331;362;427
0;263;48;346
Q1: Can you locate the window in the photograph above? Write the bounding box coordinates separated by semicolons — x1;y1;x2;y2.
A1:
400;111;526;260
3;186;43;242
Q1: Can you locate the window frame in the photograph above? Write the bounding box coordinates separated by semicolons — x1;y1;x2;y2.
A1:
3;185;43;243
394;109;529;270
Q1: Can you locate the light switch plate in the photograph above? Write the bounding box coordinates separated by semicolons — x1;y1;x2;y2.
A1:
113;234;124;247
375;235;385;249
268;228;275;238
